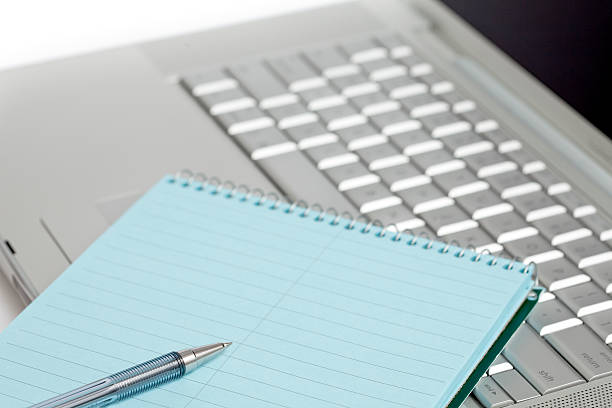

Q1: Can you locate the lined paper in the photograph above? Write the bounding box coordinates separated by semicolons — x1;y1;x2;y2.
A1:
0;177;533;408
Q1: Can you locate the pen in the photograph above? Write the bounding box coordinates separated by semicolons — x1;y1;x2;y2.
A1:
30;342;232;408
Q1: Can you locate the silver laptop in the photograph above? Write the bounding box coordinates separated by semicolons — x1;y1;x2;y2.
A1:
1;1;612;406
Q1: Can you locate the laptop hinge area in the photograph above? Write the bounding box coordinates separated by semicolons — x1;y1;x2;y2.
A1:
0;234;37;304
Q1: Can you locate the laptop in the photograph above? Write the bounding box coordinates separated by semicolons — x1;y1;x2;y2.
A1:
1;0;611;406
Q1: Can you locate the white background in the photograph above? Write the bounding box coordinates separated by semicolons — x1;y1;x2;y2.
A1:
0;0;343;330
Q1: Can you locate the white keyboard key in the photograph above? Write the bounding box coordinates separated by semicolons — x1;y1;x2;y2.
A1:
545;324;612;381
421;112;472;138
438;89;475;112
558;237;612;269
488;355;514;375
581;212;612;242
397;55;433;77
370;110;422;136
377;163;431;192
503;324;584;395
356;143;407;171
228;63;297;109
464;150;518;178
420;206;478;236
267;103;317;129
398;184;455;214
380;76;428;99
453;141;495;158
556;282;612;317
342;80;381;98
286;122;338;150
217;108;275;135
430;120;475;137
456;190;513;220
329;73;375;96
584;261;612;293
318;104;367;131
376;33;413;59
492;370;540;403
527;298;583;335
504;235;563;264
350;92;400;117
583;309;612;344
533;214;593;246
268;54;327;92
411;149;463;176
336;124;387;151
478;162;519;178
324;162;379;192
463;110;500;133
433;169;489;198
233;128;297;160
345;183;401;213
342;39;388;63
361;59;408;82
479;212;537;243
198;88;255;115
184;69;237;96
419;73;455;95
299;86;347;111
366;204;425;232
424;160;466;176
473;377;513;408
303;47;357;78
555;190;597;218
530;168;572;195
399;93;450;118
306;142;359;170
507;191;567;222
538;291;557;302
537;258;591;292
486;170;542;199
443;228;501;254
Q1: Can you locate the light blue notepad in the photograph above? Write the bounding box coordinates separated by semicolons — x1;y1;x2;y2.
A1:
0;175;536;408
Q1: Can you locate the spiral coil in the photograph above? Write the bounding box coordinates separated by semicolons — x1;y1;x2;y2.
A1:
172;170;537;277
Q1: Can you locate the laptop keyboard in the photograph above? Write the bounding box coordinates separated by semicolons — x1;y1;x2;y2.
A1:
182;33;612;407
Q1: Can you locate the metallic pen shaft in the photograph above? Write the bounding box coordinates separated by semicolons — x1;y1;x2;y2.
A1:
29;343;230;408
30;352;184;408
110;352;185;404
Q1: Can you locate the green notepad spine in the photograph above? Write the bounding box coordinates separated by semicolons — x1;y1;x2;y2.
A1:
447;287;543;408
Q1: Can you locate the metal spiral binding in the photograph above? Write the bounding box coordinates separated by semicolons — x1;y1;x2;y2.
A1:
171;170;537;276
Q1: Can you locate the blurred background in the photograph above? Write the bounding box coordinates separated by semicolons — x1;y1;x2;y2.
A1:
442;0;612;137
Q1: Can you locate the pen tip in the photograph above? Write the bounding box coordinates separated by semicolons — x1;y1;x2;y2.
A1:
222;342;232;348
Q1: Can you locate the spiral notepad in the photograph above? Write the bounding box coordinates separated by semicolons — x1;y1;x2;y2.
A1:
0;173;539;408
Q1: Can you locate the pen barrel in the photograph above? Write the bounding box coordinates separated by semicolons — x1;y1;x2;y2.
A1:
110;352;185;403
28;352;186;408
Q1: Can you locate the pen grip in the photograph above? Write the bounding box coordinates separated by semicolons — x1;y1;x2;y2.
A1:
110;352;185;403
28;352;186;408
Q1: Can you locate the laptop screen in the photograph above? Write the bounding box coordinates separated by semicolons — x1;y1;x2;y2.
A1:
440;0;612;139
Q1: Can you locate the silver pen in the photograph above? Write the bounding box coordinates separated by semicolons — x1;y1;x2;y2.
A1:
30;342;232;408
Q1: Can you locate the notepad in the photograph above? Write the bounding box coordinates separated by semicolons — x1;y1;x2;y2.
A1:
0;175;537;408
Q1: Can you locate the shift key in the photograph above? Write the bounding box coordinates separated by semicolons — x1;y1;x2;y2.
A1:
545;324;612;381
503;324;584;394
